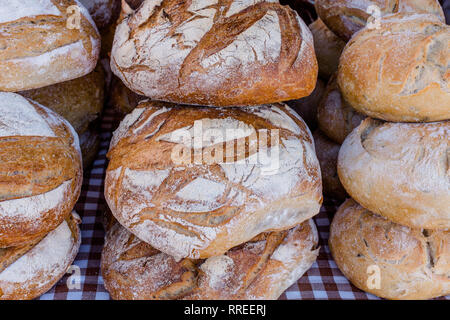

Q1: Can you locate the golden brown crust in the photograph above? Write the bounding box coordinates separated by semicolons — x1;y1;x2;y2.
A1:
338;13;450;122
0;0;100;91
329;199;450;300
111;0;318;106
101;219;319;300
0;93;82;247
315;0;445;41
309;19;345;79
317;74;365;144
20;64;105;135
313;130;346;200
105;101;322;259
0;212;81;300
338;118;450;230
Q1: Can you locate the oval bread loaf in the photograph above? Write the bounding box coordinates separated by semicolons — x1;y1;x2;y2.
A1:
315;0;445;41
111;0;318;106
105;101;322;260
102;219;319;300
0;93;83;247
79;0;119;29
0;0;100;91
329;199;450;300
338;13;450;122
0;212;81;300
338;118;450;230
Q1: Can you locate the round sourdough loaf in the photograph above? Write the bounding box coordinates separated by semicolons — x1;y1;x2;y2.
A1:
338;13;450;122
317;74;366;144
105;101;322;259
109;76;145;116
315;0;445;41
308;19;345;79
110;0;318;106
101;219;319;300
0;93;82;248
79;0;119;29
20;64;105;135
329;199;450;300
338;118;450;229
0;0;100;91
0;212;81;300
313;130;346;200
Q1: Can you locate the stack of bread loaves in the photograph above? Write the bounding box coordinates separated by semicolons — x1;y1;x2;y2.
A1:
101;0;324;300
314;2;450;300
0;0;105;299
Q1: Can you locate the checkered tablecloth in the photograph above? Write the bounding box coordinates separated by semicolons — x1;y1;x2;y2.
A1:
37;106;448;300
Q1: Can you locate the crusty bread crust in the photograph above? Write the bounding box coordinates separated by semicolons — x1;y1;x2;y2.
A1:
315;0;445;41
317;74;365;144
338;13;450;122
0;93;82;247
338;118;450;229
0;0;100;91
0;212;81;300
105;101;322;259
102;219;319;300
313;130;346;200
329;199;450;300
111;0;318;106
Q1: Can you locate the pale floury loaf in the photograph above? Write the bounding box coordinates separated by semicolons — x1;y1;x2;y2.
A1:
105;101;322;260
0;93;82;247
101;219;319;300
0;0;100;91
110;0;318;106
329;199;450;300
338;118;450;229
338;13;450;122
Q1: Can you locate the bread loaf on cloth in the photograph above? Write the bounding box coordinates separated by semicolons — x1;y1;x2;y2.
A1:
317;74;365;144
101;219;319;300
0;212;81;300
0;93;82;248
329;199;450;300
308;19;345;79
315;0;445;41
313;130;346;200
110;0;318;106
338;13;450;122
109;76;145;116
79;0;119;29
0;0;100;91
105;101;322;260
338;118;449;230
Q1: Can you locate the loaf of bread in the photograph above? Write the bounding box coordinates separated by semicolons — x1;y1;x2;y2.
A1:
109;76;145;116
79;0;119;29
315;0;445;40
102;219;319;300
329;199;449;300
313;130;346;200
111;0;318;106
0;93;82;247
105;101;322;260
286;78;325;130
338;118;449;230
309;19;345;79
20;65;105;135
338;13;450;122
79;128;101;169
317;74;365;144
0;0;101;92
0;212;81;300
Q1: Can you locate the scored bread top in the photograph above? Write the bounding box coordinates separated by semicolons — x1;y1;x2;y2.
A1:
111;0;318;106
105;101;322;259
0;93;82;247
0;0;100;91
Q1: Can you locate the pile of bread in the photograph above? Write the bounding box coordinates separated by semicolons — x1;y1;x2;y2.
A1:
299;0;449;300
0;0;116;299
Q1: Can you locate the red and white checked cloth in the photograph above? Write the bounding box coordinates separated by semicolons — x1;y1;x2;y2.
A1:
37;107;449;300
